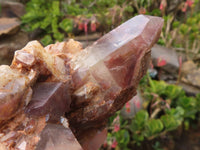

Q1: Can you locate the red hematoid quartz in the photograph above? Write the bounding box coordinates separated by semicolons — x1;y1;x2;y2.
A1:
0;15;163;149
67;15;164;136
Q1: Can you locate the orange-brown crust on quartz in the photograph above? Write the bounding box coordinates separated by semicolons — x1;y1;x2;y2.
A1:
0;110;46;150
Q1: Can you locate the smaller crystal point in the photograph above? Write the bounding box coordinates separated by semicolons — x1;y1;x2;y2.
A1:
25;82;71;118
0;65;30;121
35;124;83;150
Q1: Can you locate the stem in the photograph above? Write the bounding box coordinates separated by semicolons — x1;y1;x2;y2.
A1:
192;39;197;54
185;40;190;60
168;28;177;47
176;56;182;84
166;16;174;48
89;0;97;7
160;31;167;46
133;0;140;12
151;108;161;119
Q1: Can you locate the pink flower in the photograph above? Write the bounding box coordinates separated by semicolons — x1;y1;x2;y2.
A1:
134;100;141;109
84;22;88;33
182;2;188;12
78;23;84;30
125;101;130;108
150;61;154;69
157;57;167;67
125;101;131;113
186;0;194;7
159;0;167;10
159;3;164;10
166;103;170;109
132;96;141;109
111;140;118;148
114;124;120;132
103;142;108;148
90;21;96;32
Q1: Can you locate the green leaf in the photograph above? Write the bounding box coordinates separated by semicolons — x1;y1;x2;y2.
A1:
148;80;167;95
186;17;197;25
132;110;149;131
172;21;180;28
53;31;64;42
120;120;128;128
108;111;119;125
179;24;189;35
59;18;73;33
51;17;58;33
65;4;86;16
196;94;200;111
145;119;164;137
132;134;144;145
184;120;190;130
165;107;184;126
41;35;53;46
51;17;64;41
116;129;130;147
124;6;133;13
152;141;164;150
157;38;165;45
177;97;197;119
40;16;52;29
166;106;184;120
161;115;180;131
165;84;184;100
150;9;161;16
52;1;60;16
31;22;41;31
82;0;93;6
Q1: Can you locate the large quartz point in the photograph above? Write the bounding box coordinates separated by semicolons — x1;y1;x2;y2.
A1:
35;124;83;150
67;15;164;136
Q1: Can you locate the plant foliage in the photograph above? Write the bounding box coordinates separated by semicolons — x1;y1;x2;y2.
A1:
103;75;200;149
21;0;134;45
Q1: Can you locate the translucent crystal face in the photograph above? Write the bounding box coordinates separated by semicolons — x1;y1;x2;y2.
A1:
71;15;149;70
25;82;71;117
71;15;163;90
35;124;83;150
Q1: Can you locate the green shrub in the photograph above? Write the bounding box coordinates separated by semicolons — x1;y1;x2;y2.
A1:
103;75;200;149
21;0;135;45
21;0;68;45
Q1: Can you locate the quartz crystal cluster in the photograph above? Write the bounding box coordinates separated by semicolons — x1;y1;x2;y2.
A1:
0;15;163;149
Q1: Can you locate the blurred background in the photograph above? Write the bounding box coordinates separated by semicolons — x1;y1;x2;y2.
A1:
0;0;200;150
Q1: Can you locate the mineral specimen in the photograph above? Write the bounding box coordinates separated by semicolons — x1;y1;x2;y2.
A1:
0;15;163;149
67;15;164;137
